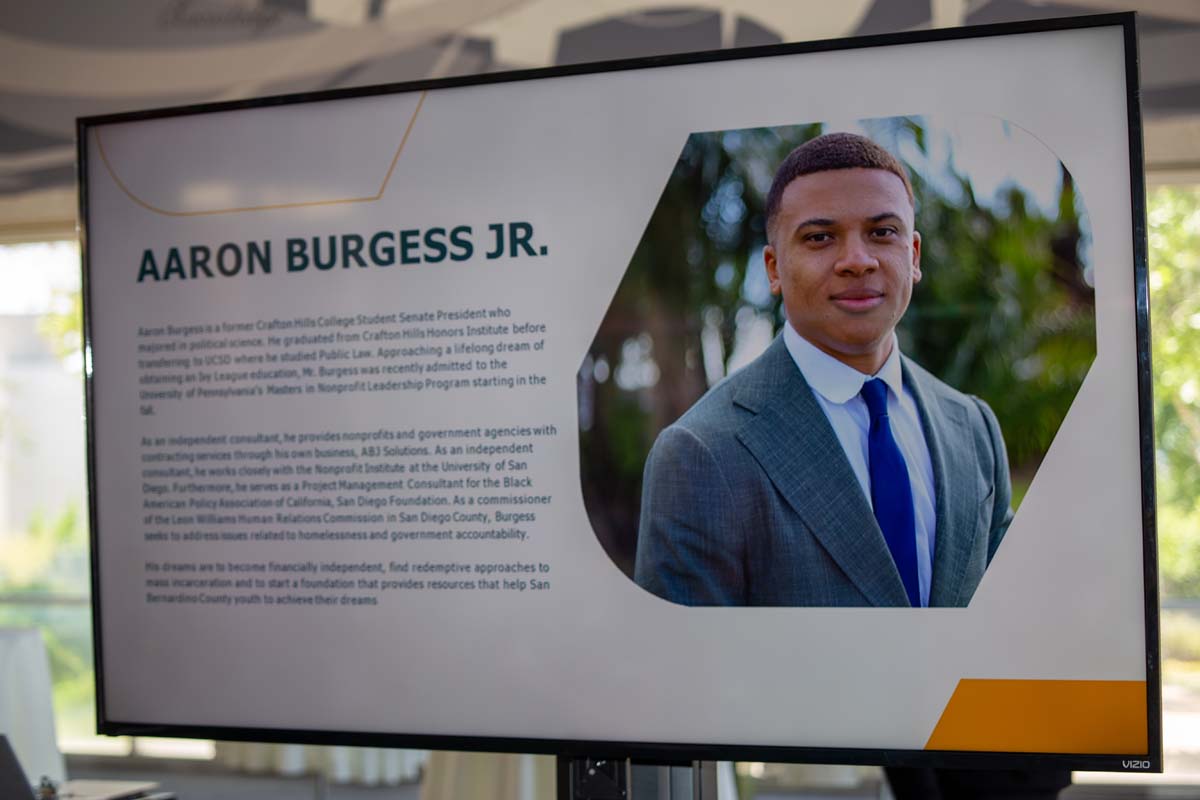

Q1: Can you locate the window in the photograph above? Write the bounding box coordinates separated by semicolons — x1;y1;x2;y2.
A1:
0;240;211;759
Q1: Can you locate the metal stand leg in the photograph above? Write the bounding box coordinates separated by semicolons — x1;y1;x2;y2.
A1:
558;757;719;800
559;757;629;799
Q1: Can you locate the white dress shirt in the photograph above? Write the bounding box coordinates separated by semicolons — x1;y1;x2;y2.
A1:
782;325;938;606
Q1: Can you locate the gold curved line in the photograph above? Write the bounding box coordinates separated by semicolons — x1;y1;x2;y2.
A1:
375;89;426;198
95;90;427;217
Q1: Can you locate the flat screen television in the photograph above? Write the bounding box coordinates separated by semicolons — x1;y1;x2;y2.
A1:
80;12;1159;772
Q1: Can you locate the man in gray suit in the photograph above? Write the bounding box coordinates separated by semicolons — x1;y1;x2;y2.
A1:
634;132;1012;608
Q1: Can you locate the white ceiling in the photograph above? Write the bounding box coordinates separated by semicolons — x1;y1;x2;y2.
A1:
2;0;1197;241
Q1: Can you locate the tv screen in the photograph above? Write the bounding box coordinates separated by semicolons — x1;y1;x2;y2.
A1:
80;13;1159;771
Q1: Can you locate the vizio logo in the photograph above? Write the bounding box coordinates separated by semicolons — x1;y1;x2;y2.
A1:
1121;760;1152;769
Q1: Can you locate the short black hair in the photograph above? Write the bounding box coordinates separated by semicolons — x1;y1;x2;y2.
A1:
765;132;914;238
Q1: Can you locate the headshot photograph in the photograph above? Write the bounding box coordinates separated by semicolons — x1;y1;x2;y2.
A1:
578;115;1096;608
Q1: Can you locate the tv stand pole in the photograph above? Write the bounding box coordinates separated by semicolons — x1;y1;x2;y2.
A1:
557;757;719;800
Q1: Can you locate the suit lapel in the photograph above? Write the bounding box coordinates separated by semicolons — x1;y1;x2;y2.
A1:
734;339;911;607
903;360;981;607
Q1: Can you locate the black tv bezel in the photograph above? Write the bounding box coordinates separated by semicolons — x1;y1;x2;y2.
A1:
77;11;1160;773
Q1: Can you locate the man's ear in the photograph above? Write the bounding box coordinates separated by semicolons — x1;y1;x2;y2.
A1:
910;230;922;284
764;244;782;295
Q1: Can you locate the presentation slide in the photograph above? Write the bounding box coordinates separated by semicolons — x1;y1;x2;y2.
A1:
82;19;1155;766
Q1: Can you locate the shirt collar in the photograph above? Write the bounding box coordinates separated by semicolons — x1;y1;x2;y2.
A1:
782;324;904;405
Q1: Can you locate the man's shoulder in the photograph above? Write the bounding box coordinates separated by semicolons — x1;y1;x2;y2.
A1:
902;354;997;429
644;342;794;489
672;339;792;435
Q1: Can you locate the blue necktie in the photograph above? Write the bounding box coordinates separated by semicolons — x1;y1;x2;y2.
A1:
860;378;920;607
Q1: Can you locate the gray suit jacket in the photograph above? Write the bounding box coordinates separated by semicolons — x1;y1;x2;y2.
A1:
633;336;1012;607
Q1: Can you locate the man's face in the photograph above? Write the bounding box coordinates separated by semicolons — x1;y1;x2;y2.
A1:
764;167;921;375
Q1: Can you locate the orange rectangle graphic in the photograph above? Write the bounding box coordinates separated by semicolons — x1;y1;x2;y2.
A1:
925;679;1148;754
